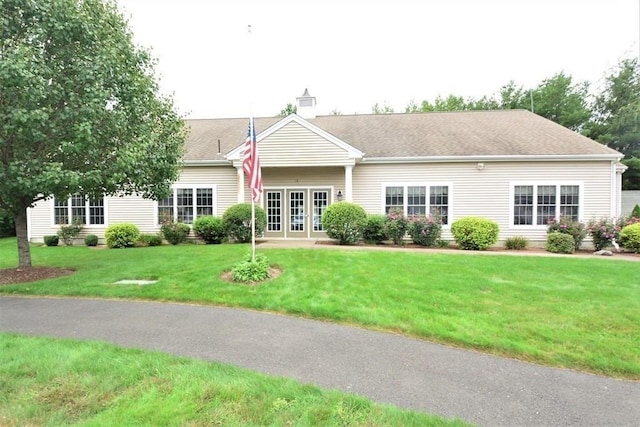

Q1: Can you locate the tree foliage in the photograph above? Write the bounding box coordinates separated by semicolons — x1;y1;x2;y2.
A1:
0;0;187;267
279;103;297;116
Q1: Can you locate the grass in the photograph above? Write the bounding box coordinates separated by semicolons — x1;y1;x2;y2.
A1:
1;238;639;379
0;333;465;426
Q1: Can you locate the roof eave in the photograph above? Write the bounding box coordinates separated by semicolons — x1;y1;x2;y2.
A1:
184;160;231;166
360;154;624;164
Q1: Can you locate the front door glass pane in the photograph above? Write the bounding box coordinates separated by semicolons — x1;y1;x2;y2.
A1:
267;191;281;232
290;191;304;232
313;191;328;231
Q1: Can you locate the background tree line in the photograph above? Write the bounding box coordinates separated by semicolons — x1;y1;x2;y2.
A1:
373;57;640;190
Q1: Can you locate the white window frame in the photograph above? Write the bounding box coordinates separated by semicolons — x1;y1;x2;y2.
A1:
509;181;583;228
51;195;108;228
154;184;217;225
381;182;453;226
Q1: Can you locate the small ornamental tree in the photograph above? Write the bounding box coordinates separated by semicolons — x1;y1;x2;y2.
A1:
321;202;367;245
407;214;442;247
586;218;621;251
1;0;186;268
384;208;408;245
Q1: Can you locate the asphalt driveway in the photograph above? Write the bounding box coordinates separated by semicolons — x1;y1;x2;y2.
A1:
1;296;638;426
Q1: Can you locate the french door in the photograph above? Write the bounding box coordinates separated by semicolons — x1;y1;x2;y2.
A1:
263;188;330;238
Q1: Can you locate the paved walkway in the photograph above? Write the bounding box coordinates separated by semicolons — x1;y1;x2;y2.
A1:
1;296;638;426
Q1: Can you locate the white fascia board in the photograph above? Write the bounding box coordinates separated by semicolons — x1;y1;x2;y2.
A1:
360;154;623;164
183;160;231;167
225;114;364;161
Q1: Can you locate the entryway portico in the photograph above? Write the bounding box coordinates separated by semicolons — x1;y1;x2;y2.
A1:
226;108;363;239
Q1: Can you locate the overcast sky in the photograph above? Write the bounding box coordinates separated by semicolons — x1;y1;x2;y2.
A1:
116;0;639;119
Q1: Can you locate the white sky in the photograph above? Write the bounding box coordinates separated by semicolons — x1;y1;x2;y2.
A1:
117;0;640;119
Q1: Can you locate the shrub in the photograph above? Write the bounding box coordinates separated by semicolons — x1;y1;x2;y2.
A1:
57;221;83;246
137;234;163;247
44;235;59;247
193;216;225;244
362;214;387;244
321;202;367;245
505;236;529;250
222;203;267;243
547;217;585;250
619;223;640;253
384;208;408;245
451;216;499;250
232;252;271;283
84;234;99;247
631;204;640;219
105;223;140;248
545;232;575;254
0;208;15;237
407;214;442;247
161;220;191;245
436;239;450;248
586;218;621;251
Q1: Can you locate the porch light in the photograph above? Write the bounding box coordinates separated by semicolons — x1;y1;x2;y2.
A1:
337;190;343;201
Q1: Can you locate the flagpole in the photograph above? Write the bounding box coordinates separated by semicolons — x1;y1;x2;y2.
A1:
247;24;256;262
250;116;256;262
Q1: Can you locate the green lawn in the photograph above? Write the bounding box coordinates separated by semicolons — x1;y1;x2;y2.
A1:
0;334;465;426
1;238;639;379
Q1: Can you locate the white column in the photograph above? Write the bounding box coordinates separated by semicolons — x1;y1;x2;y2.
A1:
237;166;245;203
345;165;353;202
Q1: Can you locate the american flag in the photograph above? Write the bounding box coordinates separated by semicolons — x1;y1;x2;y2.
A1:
243;117;262;202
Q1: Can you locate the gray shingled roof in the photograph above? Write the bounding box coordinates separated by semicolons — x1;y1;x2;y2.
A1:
184;110;620;162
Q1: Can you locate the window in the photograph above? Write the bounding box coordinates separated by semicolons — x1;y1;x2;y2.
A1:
158;186;215;224
512;184;580;226
430;186;449;224
384;184;450;224
385;187;404;213
54;195;105;225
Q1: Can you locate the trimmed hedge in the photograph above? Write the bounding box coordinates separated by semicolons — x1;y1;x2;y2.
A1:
321;202;367;245
620;223;640;253
105;223;140;248
451;216;499;250
44;235;59;247
362;214;387;244
193;216;225;244
84;234;99;247
223;203;267;243
545;232;575;254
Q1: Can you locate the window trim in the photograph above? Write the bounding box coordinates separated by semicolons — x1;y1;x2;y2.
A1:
381;182;452;226
154;184;217;225
509;181;583;228
50;195;108;228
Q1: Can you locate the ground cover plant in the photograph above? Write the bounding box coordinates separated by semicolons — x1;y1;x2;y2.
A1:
0;334;462;426
0;237;638;379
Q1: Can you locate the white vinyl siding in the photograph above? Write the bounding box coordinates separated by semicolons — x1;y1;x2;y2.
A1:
258;122;353;166
353;161;612;245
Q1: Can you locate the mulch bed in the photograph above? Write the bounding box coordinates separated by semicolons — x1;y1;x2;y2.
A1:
0;267;75;285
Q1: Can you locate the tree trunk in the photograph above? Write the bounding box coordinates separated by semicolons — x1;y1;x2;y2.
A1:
15;206;32;268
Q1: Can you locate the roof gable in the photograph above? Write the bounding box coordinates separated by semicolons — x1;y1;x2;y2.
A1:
226;114;364;166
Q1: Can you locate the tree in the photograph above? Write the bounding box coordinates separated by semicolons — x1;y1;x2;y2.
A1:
622;158;640;190
529;73;591;132
279;103;297;116
0;0;187;268
372;101;394;114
